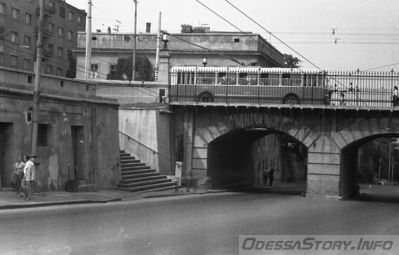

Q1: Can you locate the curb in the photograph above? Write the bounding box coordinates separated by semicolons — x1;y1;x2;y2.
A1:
0;198;122;210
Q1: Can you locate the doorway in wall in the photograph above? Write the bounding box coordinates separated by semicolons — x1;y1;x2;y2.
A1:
71;126;85;181
0;123;13;189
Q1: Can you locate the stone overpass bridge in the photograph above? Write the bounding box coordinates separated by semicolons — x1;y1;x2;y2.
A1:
171;102;399;197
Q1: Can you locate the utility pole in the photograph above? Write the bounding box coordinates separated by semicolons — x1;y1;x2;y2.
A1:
31;0;44;156
132;0;137;81
84;0;92;79
154;12;162;81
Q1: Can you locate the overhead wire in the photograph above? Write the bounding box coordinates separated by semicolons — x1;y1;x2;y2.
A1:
160;31;244;66
223;0;324;71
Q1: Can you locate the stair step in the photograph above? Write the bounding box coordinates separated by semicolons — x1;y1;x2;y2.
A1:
121;172;160;179
120;175;167;184
121;158;140;163
121;166;152;171
117;182;177;193
120;155;136;159
121;166;151;172
117;178;171;188
122;169;156;176
121;163;146;168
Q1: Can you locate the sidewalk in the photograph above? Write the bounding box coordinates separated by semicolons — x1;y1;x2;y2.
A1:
0;187;224;210
0;181;306;210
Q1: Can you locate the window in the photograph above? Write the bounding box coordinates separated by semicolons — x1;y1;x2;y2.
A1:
0;53;4;65
91;64;98;71
23;35;31;47
23;58;30;70
68;11;73;21
233;37;240;43
48;22;55;32
57;67;63;76
0;3;5;15
67;31;73;41
57;26;64;37
91;64;98;78
57;47;63;58
46;64;53;74
49;1;55;9
59;6;65;18
77;16;83;25
25;13;32;24
109;64;116;76
12;8;19;20
10;31;18;43
10;55;18;67
38;124;52;146
47;43;54;55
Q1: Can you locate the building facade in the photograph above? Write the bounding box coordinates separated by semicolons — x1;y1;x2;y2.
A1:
0;66;120;191
0;0;86;77
74;31;284;79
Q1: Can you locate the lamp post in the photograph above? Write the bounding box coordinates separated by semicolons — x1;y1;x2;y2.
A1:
202;57;207;67
31;0;44;157
162;33;169;50
132;0;137;81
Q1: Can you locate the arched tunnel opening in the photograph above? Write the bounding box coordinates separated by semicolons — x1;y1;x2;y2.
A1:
341;135;399;202
207;128;307;194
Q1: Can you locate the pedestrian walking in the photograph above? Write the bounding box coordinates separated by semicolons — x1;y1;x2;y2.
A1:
12;155;25;197
392;86;399;107
23;155;36;201
268;167;276;186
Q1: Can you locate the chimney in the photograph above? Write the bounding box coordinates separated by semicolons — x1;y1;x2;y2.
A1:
146;22;151;33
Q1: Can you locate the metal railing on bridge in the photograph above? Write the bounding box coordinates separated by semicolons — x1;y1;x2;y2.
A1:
169;67;399;108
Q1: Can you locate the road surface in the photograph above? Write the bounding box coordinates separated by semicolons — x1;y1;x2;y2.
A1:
1;192;399;254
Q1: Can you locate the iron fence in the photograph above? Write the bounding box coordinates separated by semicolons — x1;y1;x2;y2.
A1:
169;70;399;108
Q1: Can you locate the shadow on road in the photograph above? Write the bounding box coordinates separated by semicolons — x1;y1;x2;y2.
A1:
354;184;399;203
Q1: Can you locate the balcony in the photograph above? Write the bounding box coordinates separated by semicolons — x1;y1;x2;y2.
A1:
42;49;54;58
35;27;53;39
36;6;56;17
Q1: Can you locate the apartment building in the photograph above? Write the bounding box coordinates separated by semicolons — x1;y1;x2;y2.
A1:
0;0;86;77
74;31;285;79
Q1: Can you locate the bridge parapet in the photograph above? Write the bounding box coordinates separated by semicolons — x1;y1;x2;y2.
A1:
169;67;399;109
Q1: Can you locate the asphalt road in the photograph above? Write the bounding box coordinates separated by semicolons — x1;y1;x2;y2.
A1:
1;192;399;255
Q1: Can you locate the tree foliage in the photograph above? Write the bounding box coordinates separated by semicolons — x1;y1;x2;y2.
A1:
107;56;154;81
180;24;208;33
282;54;301;68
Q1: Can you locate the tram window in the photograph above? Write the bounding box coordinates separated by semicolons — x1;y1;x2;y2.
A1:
260;73;269;85
282;73;290;86
197;72;214;84
217;72;227;85
238;73;248;85
177;72;182;84
291;74;301;86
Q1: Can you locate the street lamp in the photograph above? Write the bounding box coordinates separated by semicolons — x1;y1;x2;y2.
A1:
162;33;169;50
202;57;207;67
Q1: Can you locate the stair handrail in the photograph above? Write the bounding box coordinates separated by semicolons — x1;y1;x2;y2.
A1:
119;130;171;161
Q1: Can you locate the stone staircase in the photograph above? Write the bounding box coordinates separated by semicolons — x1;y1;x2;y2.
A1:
117;151;177;193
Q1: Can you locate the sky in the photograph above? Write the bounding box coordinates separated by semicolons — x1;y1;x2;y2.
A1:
67;0;399;71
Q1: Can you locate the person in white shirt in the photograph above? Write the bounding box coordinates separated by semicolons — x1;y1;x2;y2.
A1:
23;155;36;201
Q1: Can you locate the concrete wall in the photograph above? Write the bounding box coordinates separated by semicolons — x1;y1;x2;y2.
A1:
0;68;119;191
93;80;168;105
119;106;173;175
